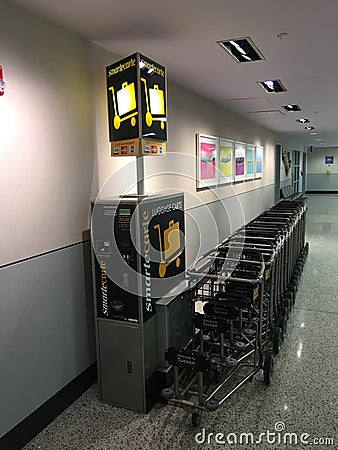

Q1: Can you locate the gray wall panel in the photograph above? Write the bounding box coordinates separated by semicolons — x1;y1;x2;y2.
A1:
0;242;95;438
307;174;338;191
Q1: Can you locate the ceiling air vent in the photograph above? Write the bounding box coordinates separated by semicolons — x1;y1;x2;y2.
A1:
218;37;265;63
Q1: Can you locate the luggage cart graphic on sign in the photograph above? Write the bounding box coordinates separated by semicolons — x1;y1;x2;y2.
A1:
109;81;138;130
154;220;182;277
141;78;166;130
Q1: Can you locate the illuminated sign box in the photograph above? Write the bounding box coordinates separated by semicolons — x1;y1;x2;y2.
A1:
106;53;167;155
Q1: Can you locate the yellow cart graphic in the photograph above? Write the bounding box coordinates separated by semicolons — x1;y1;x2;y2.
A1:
141;78;166;129
109;81;138;130
154;220;182;277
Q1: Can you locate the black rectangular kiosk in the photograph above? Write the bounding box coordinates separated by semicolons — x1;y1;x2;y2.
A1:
91;193;189;412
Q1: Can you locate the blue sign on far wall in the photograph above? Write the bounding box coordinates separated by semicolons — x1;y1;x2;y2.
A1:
325;155;334;164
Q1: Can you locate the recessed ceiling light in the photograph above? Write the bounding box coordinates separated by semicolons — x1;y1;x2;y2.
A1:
310;132;318;135
304;126;314;130
296;118;309;124
258;79;287;93
283;104;301;112
217;37;264;63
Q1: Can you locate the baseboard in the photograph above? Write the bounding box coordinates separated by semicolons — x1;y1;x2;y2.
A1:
306;190;338;194
0;363;97;450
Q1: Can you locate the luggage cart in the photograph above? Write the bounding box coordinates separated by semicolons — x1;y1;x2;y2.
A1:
161;251;275;427
222;234;284;347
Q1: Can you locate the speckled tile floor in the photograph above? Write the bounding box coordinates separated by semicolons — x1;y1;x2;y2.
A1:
23;195;338;450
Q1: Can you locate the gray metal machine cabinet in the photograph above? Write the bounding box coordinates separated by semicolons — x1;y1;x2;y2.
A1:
91;193;188;412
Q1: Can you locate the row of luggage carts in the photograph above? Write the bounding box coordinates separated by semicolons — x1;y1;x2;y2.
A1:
161;198;309;426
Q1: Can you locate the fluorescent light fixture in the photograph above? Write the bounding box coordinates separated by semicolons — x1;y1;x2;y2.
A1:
296;118;310;124
282;104;301;112
217;37;264;63
310;132;318;135
316;138;322;141
304;126;314;130
258;79;287;93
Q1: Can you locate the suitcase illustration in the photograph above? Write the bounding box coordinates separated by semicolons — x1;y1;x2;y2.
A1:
149;85;165;115
117;82;136;116
141;77;166;130
108;81;138;130
154;220;182;277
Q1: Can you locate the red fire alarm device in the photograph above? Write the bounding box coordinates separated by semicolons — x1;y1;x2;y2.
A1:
0;66;6;96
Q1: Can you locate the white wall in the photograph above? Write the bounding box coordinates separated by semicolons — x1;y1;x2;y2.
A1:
0;1;94;267
0;1;96;438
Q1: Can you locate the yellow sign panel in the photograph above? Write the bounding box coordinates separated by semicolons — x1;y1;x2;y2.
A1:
111;138;139;156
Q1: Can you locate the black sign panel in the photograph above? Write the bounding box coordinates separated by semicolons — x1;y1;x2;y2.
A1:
193;313;229;333
139;54;167;141
165;347;210;372
203;302;239;320
138;194;185;323
106;54;139;142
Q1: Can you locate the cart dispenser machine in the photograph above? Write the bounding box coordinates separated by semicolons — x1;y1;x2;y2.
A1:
91;193;190;412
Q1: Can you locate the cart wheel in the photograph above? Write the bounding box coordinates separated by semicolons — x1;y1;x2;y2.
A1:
205;399;220;411
243;328;255;338
287;293;293;311
263;353;274;385
292;286;297;302
283;306;289;321
225;357;238;367
192;411;202;427
234;341;247;351
273;327;282;354
203;334;211;343
161;388;175;401
279;315;287;340
175;257;180;268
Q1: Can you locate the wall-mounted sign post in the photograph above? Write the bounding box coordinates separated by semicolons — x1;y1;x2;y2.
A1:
106;53;167;195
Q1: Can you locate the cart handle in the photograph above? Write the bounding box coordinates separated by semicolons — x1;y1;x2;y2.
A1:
187;255;265;285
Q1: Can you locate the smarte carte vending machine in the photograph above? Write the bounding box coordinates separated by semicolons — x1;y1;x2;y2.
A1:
91;193;186;412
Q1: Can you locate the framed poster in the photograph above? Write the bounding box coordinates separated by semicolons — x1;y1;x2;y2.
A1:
246;144;256;180
255;145;264;178
235;141;246;181
325;155;334;165
219;138;234;184
197;134;218;189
